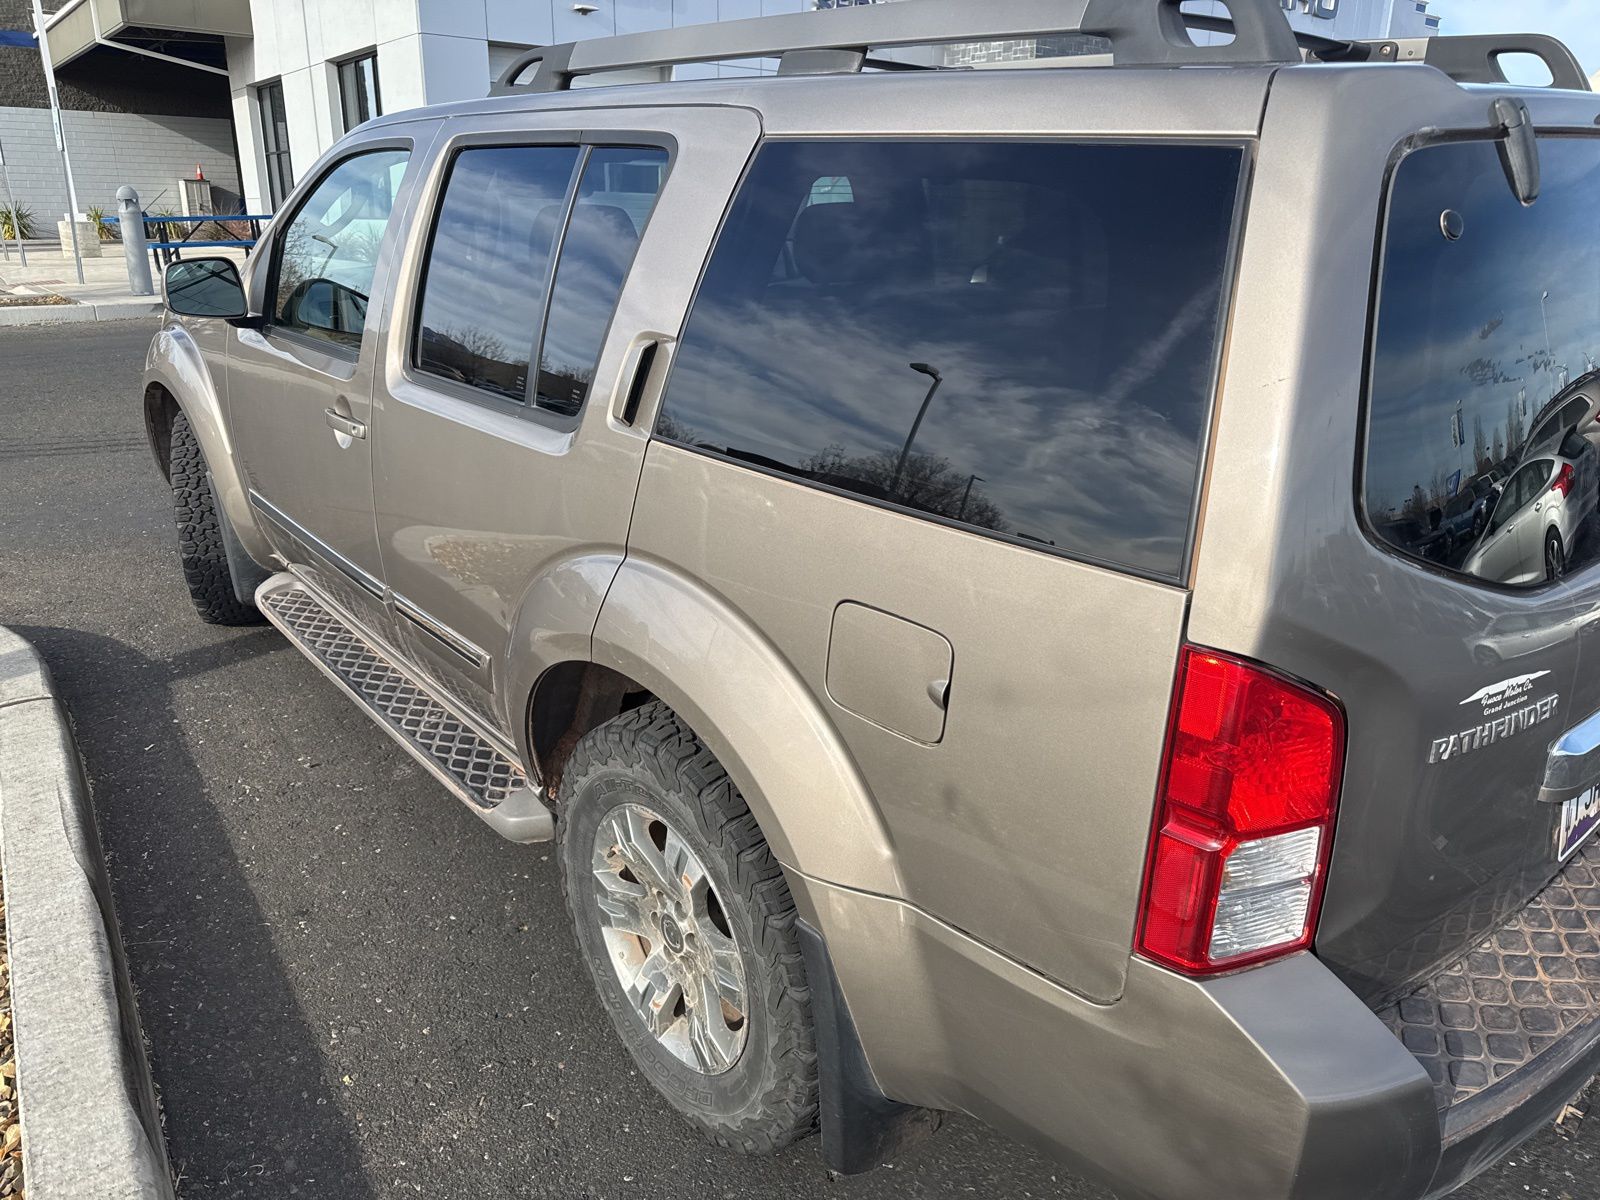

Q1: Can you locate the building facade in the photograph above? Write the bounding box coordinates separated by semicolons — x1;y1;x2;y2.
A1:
223;1;826;214
206;0;1441;215
1193;0;1440;41
0;0;241;229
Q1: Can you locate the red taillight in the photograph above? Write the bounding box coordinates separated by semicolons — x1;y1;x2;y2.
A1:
1136;647;1345;976
1552;463;1575;499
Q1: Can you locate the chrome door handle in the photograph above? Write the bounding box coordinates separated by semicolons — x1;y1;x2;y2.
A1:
325;408;367;440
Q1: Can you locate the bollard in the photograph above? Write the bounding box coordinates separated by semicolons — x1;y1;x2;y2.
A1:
116;185;154;297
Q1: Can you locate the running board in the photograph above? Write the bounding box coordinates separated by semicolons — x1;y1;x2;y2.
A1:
256;572;554;843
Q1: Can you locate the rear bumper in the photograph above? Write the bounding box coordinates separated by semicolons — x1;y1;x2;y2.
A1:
1427;1016;1600;1197
792;872;1442;1200
1375;839;1600;1196
793;867;1598;1200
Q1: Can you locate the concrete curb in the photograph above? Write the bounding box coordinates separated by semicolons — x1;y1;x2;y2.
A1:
0;301;161;329
0;628;173;1200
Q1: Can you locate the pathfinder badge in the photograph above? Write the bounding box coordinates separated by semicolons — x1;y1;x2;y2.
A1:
1431;673;1560;763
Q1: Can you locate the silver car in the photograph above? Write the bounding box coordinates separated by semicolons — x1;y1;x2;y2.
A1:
1464;444;1598;584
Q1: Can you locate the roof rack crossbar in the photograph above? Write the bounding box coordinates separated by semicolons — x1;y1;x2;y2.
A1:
491;0;1303;94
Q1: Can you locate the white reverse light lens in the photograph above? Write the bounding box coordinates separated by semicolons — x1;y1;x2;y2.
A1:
1210;828;1322;962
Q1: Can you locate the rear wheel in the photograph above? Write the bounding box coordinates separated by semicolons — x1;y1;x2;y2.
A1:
1545;528;1568;582
169;411;264;626
557;702;818;1154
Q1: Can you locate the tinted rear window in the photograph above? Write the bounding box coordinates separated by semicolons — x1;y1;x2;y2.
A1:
1365;137;1600;587
656;140;1244;581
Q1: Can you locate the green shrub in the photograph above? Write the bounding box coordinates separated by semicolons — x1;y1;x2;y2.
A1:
0;204;36;241
85;205;118;242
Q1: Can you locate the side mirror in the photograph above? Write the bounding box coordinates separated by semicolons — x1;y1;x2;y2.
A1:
163;257;250;320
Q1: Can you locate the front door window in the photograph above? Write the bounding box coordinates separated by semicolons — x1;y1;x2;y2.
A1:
270;150;410;351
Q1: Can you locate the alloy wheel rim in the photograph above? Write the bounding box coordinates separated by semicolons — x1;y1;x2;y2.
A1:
590;803;749;1075
1549;537;1566;580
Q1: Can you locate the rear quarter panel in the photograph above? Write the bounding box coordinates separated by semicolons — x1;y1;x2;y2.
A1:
614;66;1274;1001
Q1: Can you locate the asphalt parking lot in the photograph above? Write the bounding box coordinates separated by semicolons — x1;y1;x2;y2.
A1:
1;318;1596;1200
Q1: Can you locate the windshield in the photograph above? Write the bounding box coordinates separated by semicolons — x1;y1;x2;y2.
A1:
1364;136;1600;587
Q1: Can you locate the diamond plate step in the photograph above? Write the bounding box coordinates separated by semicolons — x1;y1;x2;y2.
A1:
257;573;553;843
1374;837;1600;1122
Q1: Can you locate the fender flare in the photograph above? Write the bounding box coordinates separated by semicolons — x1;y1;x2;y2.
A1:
591;555;902;898
502;550;627;760
143;324;274;566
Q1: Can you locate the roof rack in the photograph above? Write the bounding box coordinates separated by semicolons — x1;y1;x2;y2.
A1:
1310;32;1590;92
491;0;1303;94
490;0;1592;97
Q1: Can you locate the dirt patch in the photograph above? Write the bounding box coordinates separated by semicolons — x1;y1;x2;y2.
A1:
0;887;21;1196
0;295;73;308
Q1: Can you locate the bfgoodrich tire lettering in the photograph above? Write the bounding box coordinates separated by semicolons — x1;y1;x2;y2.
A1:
557;702;818;1153
169;411;264;626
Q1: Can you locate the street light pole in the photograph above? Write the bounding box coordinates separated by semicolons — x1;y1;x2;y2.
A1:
31;0;85;285
1541;289;1553;371
0;139;26;266
891;362;943;497
957;473;984;522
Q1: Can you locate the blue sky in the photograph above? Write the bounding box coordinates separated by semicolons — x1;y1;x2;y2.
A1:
1444;0;1600;78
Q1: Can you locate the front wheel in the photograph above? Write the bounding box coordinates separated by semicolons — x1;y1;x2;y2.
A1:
557;702;818;1154
169;411;264;625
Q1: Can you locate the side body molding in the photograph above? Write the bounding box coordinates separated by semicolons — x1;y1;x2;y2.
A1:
592;556;903;899
143;322;275;566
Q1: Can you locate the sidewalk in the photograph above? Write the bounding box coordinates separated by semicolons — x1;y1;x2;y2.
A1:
0;626;174;1199
0;244;246;328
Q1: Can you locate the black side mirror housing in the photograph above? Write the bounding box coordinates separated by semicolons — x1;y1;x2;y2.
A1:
163;257;252;321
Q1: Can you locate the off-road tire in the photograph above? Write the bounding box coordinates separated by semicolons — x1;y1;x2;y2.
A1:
557;702;819;1154
169;411;263;626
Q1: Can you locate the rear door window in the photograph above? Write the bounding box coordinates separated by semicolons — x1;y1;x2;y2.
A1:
655;139;1244;582
414;143;668;415
534;147;668;417
1365;136;1600;586
415;145;581;402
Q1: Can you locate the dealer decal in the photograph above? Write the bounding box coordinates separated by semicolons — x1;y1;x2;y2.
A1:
1430;675;1561;763
1459;670;1552;715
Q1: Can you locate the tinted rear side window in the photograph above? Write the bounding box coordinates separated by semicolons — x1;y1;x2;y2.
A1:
656;140;1243;580
535;147;668;417
1366;137;1600;587
415;145;580;402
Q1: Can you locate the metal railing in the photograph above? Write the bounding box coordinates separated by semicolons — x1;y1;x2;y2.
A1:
108;212;272;268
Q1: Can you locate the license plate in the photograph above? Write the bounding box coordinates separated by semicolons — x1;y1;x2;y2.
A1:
1558;785;1600;860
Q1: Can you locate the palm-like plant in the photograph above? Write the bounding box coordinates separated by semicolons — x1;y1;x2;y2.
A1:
85;205;118;242
0;204;36;241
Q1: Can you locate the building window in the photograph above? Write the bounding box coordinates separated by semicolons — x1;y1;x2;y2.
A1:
338;52;382;134
257;80;294;210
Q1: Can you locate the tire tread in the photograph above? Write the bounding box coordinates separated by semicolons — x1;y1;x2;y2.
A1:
169;411;263;626
559;701;819;1155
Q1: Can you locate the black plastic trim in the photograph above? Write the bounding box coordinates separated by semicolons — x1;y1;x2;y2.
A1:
1424;33;1590;93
